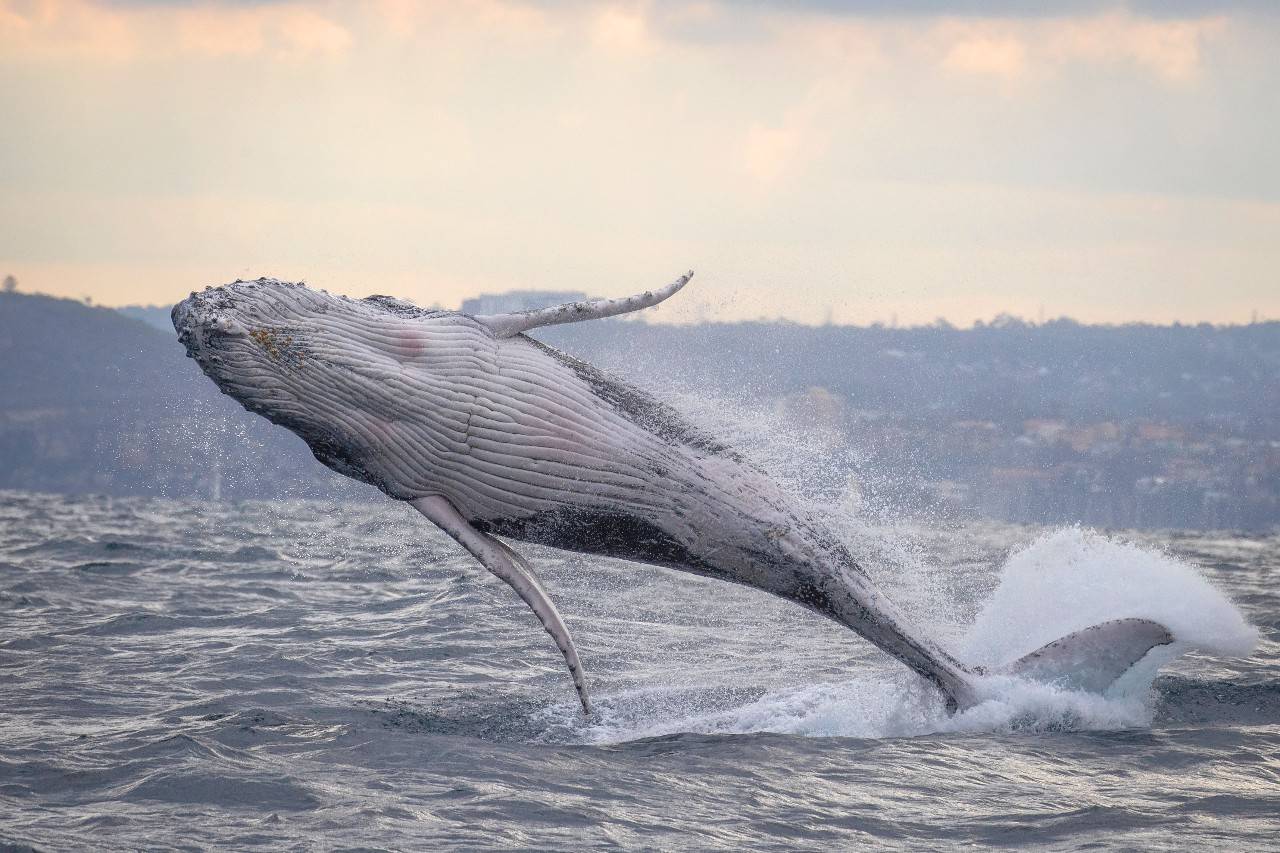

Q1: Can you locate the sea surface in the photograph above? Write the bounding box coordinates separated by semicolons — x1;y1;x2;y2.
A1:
0;489;1275;851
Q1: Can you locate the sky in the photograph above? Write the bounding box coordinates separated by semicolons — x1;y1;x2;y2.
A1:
0;0;1277;326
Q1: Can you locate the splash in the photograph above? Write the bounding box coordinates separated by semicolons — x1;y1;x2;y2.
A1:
517;380;1261;742
962;527;1259;667
566;676;1158;744
553;526;1257;744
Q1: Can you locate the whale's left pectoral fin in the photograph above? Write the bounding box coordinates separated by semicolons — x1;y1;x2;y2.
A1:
409;495;592;715
474;270;693;338
997;617;1174;695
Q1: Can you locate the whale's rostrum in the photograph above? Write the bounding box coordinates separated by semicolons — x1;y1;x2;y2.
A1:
173;273;1174;715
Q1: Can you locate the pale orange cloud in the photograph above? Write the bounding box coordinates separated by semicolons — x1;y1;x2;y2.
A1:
0;1;1230;83
0;1;1273;327
0;0;139;61
735;82;843;190
1046;11;1227;83
740;121;805;185
0;0;351;62
372;0;557;43
925;11;1226;83
590;3;657;58
942;31;1029;78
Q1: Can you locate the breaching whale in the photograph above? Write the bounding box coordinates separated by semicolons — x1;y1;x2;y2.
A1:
173;273;1174;715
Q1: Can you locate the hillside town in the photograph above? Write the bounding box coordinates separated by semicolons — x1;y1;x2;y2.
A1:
2;287;1278;531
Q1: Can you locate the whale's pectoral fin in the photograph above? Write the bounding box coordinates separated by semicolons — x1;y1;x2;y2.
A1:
409;495;592;715
474;270;693;338
997;617;1174;694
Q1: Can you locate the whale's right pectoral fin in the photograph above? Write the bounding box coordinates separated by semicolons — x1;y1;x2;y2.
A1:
998;617;1174;695
409;495;592;715
473;270;693;338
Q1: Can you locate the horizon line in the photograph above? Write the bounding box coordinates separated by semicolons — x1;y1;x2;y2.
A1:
5;287;1275;333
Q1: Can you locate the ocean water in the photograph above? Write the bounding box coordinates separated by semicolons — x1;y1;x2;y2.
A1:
1;489;1276;850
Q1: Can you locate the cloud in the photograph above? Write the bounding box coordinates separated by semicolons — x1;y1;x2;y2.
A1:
0;0;1232;83
896;10;1227;82
1;0;1277;324
739;121;806;184
630;3;1230;85
729;0;1272;17
0;0;141;61
0;0;351;61
590;4;656;56
1044;11;1226;82
940;28;1027;76
372;0;558;42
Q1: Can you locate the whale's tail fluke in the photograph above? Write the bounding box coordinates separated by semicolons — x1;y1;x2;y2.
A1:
994;617;1174;694
819;559;1176;713
947;617;1174;710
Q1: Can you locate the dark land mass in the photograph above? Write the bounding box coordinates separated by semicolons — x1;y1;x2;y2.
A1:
2;290;1277;530
0;292;368;501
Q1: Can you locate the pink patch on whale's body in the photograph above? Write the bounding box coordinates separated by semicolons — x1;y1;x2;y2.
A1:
393;329;426;360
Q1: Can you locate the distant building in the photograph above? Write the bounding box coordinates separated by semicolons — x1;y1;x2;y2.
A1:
4;289;1277;528
460;290;591;316
1137;423;1185;443
1023;419;1067;443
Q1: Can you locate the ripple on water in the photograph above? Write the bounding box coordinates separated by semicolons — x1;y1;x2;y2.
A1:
0;491;1275;851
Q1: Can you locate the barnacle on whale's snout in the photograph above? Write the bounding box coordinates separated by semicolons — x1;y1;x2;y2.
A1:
249;327;282;359
248;326;305;366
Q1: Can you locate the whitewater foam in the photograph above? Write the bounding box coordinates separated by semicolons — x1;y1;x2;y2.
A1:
963;527;1259;666
556;526;1258;744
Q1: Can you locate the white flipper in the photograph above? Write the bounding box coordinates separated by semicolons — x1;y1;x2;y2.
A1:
474;270;693;338
410;495;591;715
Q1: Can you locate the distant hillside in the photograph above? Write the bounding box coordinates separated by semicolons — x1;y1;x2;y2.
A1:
117;304;174;333
0;291;370;500
534;315;1280;438
530;316;1280;529
3;289;1277;527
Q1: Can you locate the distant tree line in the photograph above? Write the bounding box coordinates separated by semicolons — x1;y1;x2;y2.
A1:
0;288;1276;529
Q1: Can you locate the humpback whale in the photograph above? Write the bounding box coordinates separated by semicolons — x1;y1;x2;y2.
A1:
173;273;1173;715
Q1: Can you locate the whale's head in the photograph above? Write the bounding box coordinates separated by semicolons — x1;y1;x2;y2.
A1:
173;279;324;422
172;278;468;495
